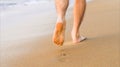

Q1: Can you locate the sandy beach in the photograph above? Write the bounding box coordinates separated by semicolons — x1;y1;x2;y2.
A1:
0;0;120;67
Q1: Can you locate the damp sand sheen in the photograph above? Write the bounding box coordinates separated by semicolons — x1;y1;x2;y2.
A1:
0;0;120;67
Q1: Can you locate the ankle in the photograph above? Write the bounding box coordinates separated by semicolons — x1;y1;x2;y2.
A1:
57;16;65;23
71;30;77;40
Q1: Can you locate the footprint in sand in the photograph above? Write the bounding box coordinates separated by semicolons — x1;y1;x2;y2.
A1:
55;49;69;62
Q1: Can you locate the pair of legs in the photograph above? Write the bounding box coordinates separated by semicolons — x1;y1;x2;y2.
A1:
53;0;86;46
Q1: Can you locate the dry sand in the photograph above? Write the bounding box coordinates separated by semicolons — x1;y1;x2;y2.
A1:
1;0;120;67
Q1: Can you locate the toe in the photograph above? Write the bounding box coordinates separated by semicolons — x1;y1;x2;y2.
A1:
80;36;87;42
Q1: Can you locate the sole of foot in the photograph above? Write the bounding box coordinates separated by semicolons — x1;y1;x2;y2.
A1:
52;22;65;46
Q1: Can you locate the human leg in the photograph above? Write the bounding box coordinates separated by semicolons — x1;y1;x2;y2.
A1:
53;0;69;46
72;0;86;43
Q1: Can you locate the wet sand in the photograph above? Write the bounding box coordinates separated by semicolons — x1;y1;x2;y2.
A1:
1;0;120;67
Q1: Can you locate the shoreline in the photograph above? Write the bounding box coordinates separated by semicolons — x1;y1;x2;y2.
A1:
1;0;92;42
0;0;92;11
1;0;120;67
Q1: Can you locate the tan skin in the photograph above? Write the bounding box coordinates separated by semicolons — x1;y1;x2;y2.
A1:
53;0;86;46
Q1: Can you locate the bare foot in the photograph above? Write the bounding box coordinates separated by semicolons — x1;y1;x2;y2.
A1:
73;36;87;43
52;22;65;46
71;31;86;43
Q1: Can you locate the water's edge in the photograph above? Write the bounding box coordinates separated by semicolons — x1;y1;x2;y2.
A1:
0;0;92;10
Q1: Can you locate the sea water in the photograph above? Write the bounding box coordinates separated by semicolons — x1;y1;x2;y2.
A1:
0;0;92;10
0;0;92;41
